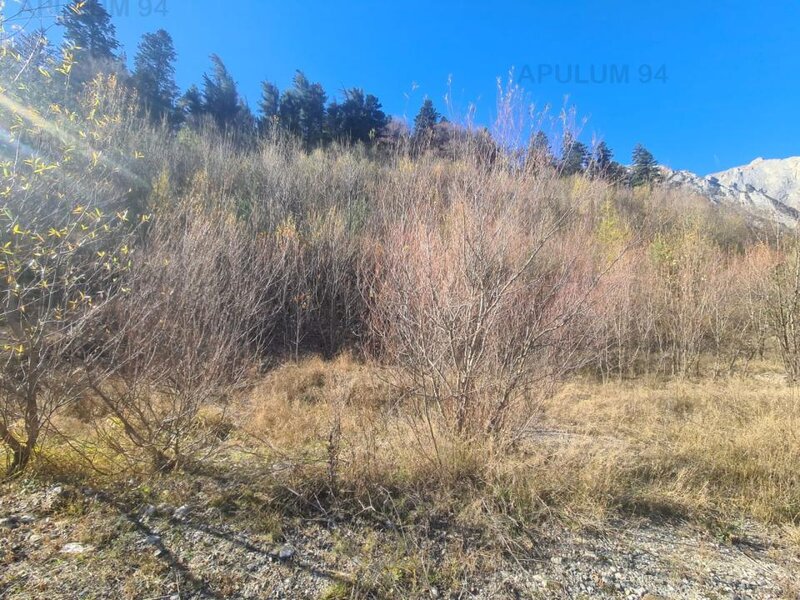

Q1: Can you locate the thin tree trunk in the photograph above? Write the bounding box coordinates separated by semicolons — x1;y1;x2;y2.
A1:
0;421;32;475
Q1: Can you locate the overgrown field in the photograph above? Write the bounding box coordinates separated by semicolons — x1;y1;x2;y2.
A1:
0;32;799;598
27;356;800;528
2;358;799;598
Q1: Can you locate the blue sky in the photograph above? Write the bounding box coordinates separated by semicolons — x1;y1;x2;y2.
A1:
8;0;800;174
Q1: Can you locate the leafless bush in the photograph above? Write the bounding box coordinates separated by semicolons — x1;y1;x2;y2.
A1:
0;74;141;475
591;250;653;379
367;164;607;439
762;236;800;380
83;204;286;470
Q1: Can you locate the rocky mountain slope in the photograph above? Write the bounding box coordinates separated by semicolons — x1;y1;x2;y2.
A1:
662;157;800;226
713;157;800;209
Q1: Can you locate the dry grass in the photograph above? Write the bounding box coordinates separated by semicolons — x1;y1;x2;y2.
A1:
238;357;800;531
3;356;798;600
8;355;798;536
243;356;483;508
542;375;800;523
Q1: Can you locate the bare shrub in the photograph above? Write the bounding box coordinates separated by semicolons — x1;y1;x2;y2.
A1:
592;250;648;379
83;204;285;470
763;236;800;380
705;245;775;375
584;202;773;380
0;73;141;474
367;170;606;439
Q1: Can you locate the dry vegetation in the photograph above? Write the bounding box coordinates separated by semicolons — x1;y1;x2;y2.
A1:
230;357;800;529
1;43;799;598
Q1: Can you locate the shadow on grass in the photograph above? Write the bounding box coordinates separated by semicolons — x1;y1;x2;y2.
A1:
82;484;356;597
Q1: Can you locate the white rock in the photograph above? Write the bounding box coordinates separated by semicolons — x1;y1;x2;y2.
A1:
712;157;800;211
61;542;93;554
662;156;800;227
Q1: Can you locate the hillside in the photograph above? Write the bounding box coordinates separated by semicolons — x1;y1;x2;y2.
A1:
2;4;800;599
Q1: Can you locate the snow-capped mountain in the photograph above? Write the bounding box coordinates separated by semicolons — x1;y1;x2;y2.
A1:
662;157;800;226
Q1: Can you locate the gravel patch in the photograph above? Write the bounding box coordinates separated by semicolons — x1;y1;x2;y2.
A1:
1;481;797;599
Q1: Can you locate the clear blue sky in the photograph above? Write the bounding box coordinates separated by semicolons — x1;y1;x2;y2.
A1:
10;0;800;174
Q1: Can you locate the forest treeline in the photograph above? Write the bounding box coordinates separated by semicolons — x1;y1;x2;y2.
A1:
5;0;662;182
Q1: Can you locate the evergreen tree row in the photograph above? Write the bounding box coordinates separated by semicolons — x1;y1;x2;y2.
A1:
11;0;663;184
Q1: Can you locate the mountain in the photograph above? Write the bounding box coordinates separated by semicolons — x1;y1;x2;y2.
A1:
712;157;800;209
662;157;800;226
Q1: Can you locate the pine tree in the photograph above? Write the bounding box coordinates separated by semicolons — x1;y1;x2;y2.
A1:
472;127;499;165
559;132;588;176
257;80;280;134
279;71;327;148
201;54;242;130
176;84;203;125
527;130;552;170
631;144;662;186
59;0;120;83
412;98;440;146
327;88;389;144
13;28;51;70
531;130;550;153
132;29;178;123
590;141;613;172
1;30;57;108
588;141;628;183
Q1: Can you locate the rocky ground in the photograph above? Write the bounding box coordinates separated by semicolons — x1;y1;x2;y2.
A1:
1;478;798;599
